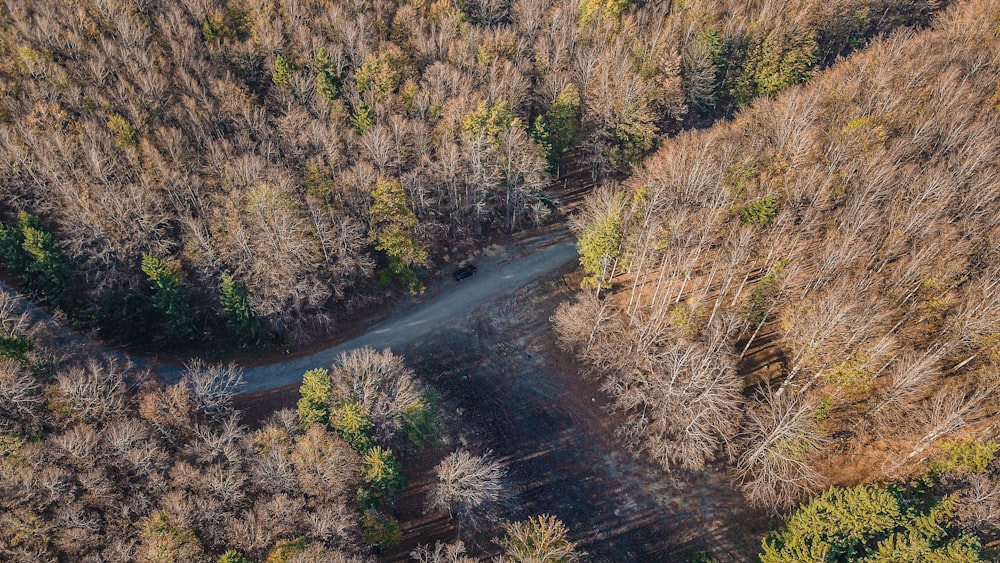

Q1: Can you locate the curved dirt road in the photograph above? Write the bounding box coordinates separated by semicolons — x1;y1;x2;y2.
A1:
231;229;578;392
3;228;578;393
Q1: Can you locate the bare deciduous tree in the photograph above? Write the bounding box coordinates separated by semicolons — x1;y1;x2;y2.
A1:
428;450;506;528
0;359;45;435
182;360;245;421
953;473;1000;535
53;358;132;424
411;540;478;563
330;347;423;443
736;388;826;510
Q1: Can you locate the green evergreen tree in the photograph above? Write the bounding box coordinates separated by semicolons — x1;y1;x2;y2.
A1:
739;196;779;226
352;101;375;134
1;212;79;315
0;219;30;274
272;54;295;87
369;178;427;293
355;51;405;100
0;334;31;364
141;254;197;346
202;18;221;42
330;401;376;452
462;99;518;147
760;485;984;562
106;113;136;149
578;0;630;25
532;84;581;169
315;48;339;101
266;537;308;563
734;31;819;107
297;368;333;427
220;273;264;349
577;194;626;290
363;445;405;498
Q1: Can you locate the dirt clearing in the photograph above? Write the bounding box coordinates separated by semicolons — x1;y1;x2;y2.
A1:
385;264;767;561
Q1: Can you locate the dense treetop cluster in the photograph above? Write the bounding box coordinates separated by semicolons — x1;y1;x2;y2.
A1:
0;0;939;347
558;0;1000;540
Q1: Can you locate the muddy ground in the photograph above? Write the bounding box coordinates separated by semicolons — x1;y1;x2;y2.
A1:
386;265;767;561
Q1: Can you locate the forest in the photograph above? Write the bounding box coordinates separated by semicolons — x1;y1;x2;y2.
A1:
557;0;1000;558
2;0;1000;561
0;0;941;348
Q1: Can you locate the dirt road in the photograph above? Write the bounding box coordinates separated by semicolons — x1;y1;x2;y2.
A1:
0;228;578;390
199;228;577;391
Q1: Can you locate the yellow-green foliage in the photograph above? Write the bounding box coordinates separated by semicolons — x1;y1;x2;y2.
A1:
531;84;582;166
271;54;295;87
265;537;307;563
577;193;626;289
825;354;873;396
462;99;519;146
217;550;251;563
401;393;437;448
760;486;983;563
107;113;136;149
369;177;427;292
738;196;779;226
428;0;467;26
315;48;339;101
723;157;758;196
352;101;374;134
362;445;404;495
669;302;697;337
330;401;375;452
735;29;819;105
578;0;630;25
297;368;333;427
356;50;406;100
17;46;50;78
929;439;999;474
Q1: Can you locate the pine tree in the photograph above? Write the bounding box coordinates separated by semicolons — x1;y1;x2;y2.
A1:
369;178;427;293
760;485;985;562
297;368;333;427
330;402;376;452
272;54;295;87
533;84;581;169
352;101;374;134
218;550;251;563
141;254;197;346
315;48;339;101
577;193;626;290
463;100;518;147
220;273;264;349
363;445;405;497
1;212;79;316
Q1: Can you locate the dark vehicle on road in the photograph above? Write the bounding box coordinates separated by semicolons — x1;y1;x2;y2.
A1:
453;265;477;281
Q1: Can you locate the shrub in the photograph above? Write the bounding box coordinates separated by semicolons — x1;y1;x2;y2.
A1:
738;196;779;226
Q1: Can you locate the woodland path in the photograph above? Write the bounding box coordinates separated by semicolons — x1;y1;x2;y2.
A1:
1;226;579;393
228;227;578;392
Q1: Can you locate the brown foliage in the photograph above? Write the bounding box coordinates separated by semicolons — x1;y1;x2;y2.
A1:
557;0;1000;510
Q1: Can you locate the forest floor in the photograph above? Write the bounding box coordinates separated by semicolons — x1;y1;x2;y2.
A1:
237;261;769;562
